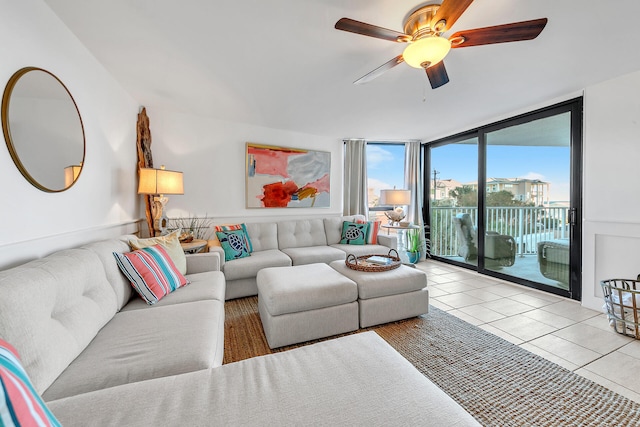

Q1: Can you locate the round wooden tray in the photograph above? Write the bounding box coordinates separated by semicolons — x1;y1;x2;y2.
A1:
345;249;401;272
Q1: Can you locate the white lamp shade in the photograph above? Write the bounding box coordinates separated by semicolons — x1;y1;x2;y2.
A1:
138;167;184;195
379;189;411;206
402;36;451;69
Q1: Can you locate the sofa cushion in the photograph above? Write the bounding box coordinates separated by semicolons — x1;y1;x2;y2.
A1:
257;263;357;316
0;339;61;427
0;249;117;395
113;245;189;305
223;249;291;281
340;221;369;245
81;238;133;310
324;216;355;245
216;230;251;261
244;222;279;251
47;332;481;427
42;300;224;401
281;246;346;265
129;230;187;275
277;219;327;249
120;271;226;311
330;260;428;300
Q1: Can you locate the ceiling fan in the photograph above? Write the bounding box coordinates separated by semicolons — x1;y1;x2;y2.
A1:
335;0;547;89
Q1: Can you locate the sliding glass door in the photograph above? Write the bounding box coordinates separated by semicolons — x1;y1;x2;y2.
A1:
427;99;582;300
429;136;478;267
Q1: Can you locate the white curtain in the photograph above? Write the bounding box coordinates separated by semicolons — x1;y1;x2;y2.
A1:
404;140;423;225
405;140;427;257
343;139;368;216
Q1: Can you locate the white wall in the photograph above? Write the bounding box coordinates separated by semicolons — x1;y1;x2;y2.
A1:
145;107;344;225
0;0;140;269
581;70;640;310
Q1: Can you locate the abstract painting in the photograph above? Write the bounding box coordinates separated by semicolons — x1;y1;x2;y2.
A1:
246;143;330;208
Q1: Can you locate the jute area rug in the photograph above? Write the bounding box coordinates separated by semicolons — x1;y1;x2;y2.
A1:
224;297;640;426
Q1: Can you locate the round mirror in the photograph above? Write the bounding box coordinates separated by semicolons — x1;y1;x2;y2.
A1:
1;67;85;192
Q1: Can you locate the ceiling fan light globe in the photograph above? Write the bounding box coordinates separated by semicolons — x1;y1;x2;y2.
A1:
402;36;451;69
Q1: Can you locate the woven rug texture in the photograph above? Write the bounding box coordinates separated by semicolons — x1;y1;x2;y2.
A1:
224;296;640;426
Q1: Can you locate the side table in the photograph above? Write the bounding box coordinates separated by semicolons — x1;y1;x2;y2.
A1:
180;239;208;254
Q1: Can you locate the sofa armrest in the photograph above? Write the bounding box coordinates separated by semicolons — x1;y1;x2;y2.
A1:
208;246;226;269
377;235;397;251
186;251;221;274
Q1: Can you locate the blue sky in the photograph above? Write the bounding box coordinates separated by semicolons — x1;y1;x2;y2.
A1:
367;143;570;202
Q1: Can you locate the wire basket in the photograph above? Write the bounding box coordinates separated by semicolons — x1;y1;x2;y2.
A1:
601;276;640;339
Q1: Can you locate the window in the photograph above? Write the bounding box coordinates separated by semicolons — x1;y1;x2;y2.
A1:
366;143;406;221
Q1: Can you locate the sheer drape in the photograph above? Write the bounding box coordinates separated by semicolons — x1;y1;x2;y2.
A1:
404;140;423;226
343;139;368;216
405;140;427;257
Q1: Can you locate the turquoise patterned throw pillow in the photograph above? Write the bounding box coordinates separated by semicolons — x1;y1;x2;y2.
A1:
340;221;369;245
216;229;251;261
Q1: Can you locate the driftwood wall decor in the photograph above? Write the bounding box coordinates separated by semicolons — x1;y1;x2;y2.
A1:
136;107;154;236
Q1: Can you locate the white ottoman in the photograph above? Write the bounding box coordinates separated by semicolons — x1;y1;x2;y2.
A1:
329;260;429;328
257;263;359;349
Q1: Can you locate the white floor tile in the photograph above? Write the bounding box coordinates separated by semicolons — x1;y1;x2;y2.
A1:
480;299;536;317
435;293;485;309
521;309;577;329
540;300;600;322
458;305;506;323
527;334;601;367
489;316;558;342
553;323;633;355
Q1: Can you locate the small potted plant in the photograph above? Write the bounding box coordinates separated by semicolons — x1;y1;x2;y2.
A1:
406;228;423;264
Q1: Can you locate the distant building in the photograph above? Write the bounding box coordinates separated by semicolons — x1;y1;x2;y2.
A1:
430;178;463;201
469;178;550;206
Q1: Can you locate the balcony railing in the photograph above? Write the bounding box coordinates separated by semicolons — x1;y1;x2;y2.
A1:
429;206;569;258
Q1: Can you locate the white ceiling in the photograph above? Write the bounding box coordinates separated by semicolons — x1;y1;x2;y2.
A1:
43;0;640;141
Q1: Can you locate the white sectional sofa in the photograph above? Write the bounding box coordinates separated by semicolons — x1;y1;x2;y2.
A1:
0;230;480;426
0;236;226;403
210;216;397;300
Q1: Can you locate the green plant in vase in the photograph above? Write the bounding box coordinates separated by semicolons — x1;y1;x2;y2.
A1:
406;228;423;264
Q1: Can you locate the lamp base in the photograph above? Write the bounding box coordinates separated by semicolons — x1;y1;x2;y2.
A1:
151;197;168;236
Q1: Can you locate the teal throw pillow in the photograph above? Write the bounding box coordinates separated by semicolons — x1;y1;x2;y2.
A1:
216;229;251;261
340;221;369;245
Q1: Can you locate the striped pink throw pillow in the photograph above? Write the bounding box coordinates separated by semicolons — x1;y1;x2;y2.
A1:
114;244;189;305
0;339;61;426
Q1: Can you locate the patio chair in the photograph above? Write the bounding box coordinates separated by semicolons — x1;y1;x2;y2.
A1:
537;239;570;285
452;213;516;267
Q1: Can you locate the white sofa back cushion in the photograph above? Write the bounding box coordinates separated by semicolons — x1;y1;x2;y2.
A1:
277;219;327;249
81;238;133;310
0;248;118;394
324;216;355;245
245;223;279;252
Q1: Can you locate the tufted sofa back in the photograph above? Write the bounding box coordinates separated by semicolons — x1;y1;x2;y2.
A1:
244;222;279;252
0;246;121;394
277;219;327;249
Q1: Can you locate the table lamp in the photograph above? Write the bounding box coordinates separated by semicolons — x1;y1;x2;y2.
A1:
379;188;411;225
138;165;184;236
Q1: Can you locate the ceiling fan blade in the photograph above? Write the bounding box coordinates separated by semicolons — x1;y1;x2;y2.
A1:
431;0;474;32
335;18;409;43
425;61;449;89
450;18;548;48
354;55;404;85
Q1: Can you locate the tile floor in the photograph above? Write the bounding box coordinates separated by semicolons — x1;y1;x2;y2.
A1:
416;259;640;404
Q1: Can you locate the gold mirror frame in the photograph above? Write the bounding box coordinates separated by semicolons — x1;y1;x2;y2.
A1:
1;67;85;192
